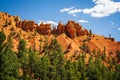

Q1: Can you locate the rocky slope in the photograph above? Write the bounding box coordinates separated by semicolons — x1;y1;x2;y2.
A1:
0;12;120;60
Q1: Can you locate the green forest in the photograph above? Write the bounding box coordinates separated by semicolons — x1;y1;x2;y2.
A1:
0;30;120;80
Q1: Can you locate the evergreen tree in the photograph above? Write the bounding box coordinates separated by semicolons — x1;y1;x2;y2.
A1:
59;64;67;80
114;64;120;80
116;50;120;61
77;54;87;80
17;39;29;80
28;47;40;79
43;36;49;55
0;34;20;80
93;51;106;80
87;55;95;79
40;56;50;80
47;39;64;80
80;42;90;53
89;29;92;35
0;31;6;51
65;60;76;80
18;39;26;58
101;46;106;61
33;57;42;79
73;61;81;80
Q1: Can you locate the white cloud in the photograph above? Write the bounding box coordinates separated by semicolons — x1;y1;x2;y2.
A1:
82;0;120;18
60;7;74;12
118;28;120;30
60;7;82;16
45;21;58;26
60;0;120;18
39;20;58;26
68;9;82;16
77;20;88;23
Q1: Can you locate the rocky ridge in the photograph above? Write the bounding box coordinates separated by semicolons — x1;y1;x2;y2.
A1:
0;12;120;60
15;16;89;38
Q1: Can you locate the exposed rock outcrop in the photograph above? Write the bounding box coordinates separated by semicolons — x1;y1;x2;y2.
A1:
8;15;89;38
66;27;76;39
1;12;120;60
104;37;115;42
37;22;52;35
54;20;89;39
16;20;37;31
57;21;65;34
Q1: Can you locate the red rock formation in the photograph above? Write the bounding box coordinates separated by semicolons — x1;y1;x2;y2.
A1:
57;21;65;34
14;16;22;28
16;20;37;31
64;20;88;38
76;29;83;36
67;27;76;39
21;20;37;31
57;21;63;33
16;21;22;28
118;42;120;45
72;21;82;30
104;37;115;42
65;21;75;38
83;29;89;35
110;38;115;42
37;22;51;35
52;27;57;34
15;18;88;38
1;12;120;60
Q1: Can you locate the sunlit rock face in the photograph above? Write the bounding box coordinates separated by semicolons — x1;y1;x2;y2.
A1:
37;22;52;35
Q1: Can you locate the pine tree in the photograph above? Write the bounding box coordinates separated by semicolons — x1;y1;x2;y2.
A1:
28;47;40;79
93;51;103;80
65;60;76;80
101;46;106;61
114;64;120;80
77;54;87;80
116;50;120;61
43;36;49;55
89;29;92;35
40;56;50;80
87;55;94;79
17;39;29;80
80;42;90;53
0;31;6;51
47;39;64;80
0;34;20;80
18;39;26;58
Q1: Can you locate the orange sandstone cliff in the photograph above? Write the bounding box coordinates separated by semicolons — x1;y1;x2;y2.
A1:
0;12;120;60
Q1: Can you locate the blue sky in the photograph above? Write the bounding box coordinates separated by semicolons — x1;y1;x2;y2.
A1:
0;0;120;41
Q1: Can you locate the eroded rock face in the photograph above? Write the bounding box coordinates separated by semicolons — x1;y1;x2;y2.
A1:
52;27;57;34
67;27;76;39
77;29;89;36
56;20;88;39
1;12;120;60
65;21;76;38
16;20;52;35
15;18;89;38
37;22;51;35
57;21;65;34
0;12;89;38
104;37;115;42
14;16;21;28
16;20;37;31
21;20;37;31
